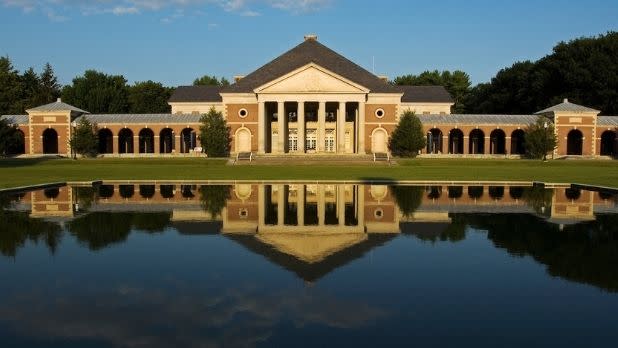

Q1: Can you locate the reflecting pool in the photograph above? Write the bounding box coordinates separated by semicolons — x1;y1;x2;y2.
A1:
1;182;618;347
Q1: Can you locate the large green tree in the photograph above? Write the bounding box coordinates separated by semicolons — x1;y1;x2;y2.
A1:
524;116;558;160
466;31;618;115
128;80;172;113
0;57;22;115
199;107;231;157
62;70;129;113
69;117;98;158
388;111;426;157
393;70;471;113
0;118;21;156
193;75;230;86
35;63;62;106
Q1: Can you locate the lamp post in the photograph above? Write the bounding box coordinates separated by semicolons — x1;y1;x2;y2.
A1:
543;121;548;161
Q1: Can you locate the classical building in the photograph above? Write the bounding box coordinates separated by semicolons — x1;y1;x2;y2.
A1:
2;35;617;158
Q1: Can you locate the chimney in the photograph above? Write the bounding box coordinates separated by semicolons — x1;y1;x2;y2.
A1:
378;75;389;83
234;75;245;83
57;98;61;103
563;98;569;103
304;34;318;41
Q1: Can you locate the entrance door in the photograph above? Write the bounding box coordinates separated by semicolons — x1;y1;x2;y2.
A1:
236;129;251;152
324;130;335;152
372;128;387;153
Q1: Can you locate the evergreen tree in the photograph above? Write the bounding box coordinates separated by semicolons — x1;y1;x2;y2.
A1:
0;118;21;156
36;63;61;106
69;117;98;158
17;67;40;112
128;81;172;113
62;70;129;113
0;56;22;115
193;75;230;86
524;116;558;160
199;107;231;157
388;111;426;157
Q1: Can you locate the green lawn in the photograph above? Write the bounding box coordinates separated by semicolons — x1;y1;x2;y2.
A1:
0;157;617;189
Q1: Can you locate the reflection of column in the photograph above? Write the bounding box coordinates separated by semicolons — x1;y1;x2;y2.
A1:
358;102;365;154
298;101;305;153
505;137;511;155
112;135;118;154
277;102;285;154
338;101;346;153
258;185;265;228
258;101;265;154
484;136;490;154
174;135;181;155
277;185;284;226
133;133;139;154
358;186;365;231
318;101;326;152
442;135;448;154
338;185;346;226
297;185;305;226
154;135;160;154
318;185;325;226
463;136;469;154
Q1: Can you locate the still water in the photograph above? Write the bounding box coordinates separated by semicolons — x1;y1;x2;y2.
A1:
1;182;617;347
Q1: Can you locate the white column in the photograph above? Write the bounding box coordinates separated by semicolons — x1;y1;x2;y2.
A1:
277;101;285;154
338;101;346;153
298;101;305;153
258;101;265;154
358;102;365;154
318;101;326;152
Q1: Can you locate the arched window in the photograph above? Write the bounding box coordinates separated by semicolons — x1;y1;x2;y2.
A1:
427;128;443;154
180;128;196;153
510;129;526;155
139;128;154;154
469;129;485;154
489;129;506;154
567;129;583;155
118;128;134;154
448;129;464;154
159;128;174;154
600;130;617;157
98;128;113;154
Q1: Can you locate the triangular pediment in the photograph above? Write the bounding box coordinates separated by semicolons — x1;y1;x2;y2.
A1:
255;63;369;94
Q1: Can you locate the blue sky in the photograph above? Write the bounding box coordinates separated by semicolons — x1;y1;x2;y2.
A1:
1;0;617;87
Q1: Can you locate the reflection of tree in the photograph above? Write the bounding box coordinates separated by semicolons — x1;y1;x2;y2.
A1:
73;186;95;210
390;185;423;218
406;218;467;243
67;212;171;250
0;194;62;257
463;213;618;292
522;186;553;216
199;185;231;218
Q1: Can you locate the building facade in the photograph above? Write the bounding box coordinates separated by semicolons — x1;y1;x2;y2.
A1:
2;35;617;158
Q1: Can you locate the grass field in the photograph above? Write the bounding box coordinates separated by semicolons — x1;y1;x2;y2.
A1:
1;157;617;189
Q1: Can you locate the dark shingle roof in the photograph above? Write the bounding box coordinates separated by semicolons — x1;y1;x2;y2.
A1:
0;115;29;125
221;39;400;94
399;86;454;103
168;85;223;103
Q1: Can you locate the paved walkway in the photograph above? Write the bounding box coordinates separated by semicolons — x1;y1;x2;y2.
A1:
230;154;395;166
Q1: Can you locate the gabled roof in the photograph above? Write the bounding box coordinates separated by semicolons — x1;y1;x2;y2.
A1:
221;38;400;94
26;98;89;114
0;115;29;125
535;98;600;114
169;85;223;103
399;86;454;103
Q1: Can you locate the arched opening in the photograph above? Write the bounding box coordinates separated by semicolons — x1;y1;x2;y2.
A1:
489;129;506;154
565;188;581;200
235;128;252;153
118;128;134;154
469;129;485;154
509;187;524;200
600;130;617;157
44;187;60;199
448;186;463;199
98;128;113;154
160;185;175;198
181;185;195;198
9;129;25;155
567;129;583;155
427;128;443;154
448;129;464;154
180;128;196;153
42;128;58;154
139;128;154;154
371;128;387;153
510;129;526;155
426;186;442;199
160;128;174;154
98;185;114;199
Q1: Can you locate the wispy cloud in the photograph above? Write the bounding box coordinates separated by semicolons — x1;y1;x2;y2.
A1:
1;0;333;21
